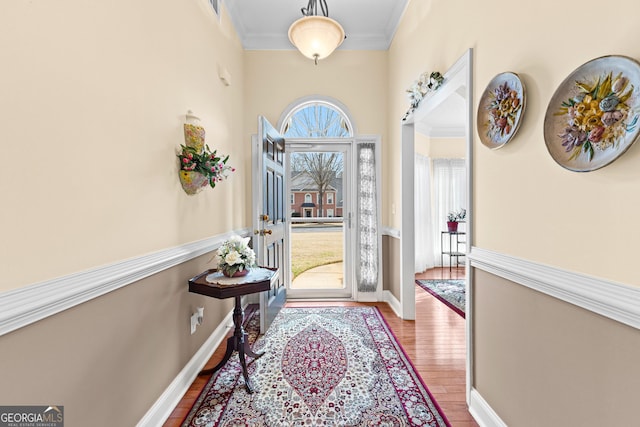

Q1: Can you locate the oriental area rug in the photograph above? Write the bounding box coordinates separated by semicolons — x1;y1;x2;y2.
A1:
182;306;450;427
415;279;466;318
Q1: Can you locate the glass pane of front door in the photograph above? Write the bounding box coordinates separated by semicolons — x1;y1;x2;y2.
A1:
290;220;344;290
287;145;352;298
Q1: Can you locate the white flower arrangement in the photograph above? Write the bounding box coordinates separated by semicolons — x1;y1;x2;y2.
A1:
216;235;256;277
447;208;467;223
404;71;444;119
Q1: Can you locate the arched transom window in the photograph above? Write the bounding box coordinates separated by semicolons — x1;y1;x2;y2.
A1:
281;101;353;138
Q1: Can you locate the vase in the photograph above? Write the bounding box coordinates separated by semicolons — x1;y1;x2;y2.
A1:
447;221;458;232
222;268;249;278
183;123;205;153
179;170;208;195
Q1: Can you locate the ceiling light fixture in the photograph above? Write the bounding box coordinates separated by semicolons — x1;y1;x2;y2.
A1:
288;0;345;65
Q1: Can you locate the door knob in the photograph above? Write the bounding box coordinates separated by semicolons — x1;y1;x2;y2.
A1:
262;229;273;235
260;214;269;221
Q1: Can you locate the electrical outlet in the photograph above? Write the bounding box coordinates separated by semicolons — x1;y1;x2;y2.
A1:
190;307;204;335
190;313;199;335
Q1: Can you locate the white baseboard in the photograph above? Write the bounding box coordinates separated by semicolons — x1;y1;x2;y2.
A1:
0;228;250;337
356;292;381;303
383;290;402;317
468;388;507;427
467;247;640;427
136;307;236;427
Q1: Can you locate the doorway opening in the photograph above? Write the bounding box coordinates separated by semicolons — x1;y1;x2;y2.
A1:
278;97;355;299
288;147;351;297
400;48;474;405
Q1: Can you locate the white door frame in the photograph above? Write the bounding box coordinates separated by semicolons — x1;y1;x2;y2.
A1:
400;49;474;403
285;140;354;300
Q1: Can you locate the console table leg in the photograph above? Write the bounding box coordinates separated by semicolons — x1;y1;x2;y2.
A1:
198;297;263;392
188;268;278;393
243;336;264;360
238;346;256;393
199;336;235;376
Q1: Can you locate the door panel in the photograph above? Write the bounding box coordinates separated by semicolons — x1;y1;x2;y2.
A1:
277;174;284;222
254;116;287;334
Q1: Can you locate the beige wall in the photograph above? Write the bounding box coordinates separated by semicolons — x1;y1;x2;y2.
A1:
429;137;465;159
3;0;640;425
0;254;234;427
0;0;245;291
390;0;640;286
473;269;640;426
390;0;640;425
0;1;246;425
242;50;388;145
382;235;401;296
415;135;465;158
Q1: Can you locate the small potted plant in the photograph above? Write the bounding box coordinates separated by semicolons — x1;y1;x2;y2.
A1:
447;208;466;232
216;235;257;277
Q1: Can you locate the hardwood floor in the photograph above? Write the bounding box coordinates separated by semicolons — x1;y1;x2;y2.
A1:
163;267;477;426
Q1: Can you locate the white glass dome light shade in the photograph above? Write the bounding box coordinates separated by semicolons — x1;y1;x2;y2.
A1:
288;16;345;63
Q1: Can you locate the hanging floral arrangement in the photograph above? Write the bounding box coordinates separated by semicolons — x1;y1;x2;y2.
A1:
178;143;233;191
404;71;444;120
178;113;234;195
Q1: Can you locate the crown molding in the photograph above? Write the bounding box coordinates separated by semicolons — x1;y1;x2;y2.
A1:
241;33;391;51
225;0;407;51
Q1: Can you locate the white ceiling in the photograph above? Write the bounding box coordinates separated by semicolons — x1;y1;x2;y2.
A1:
224;0;410;51
415;90;467;138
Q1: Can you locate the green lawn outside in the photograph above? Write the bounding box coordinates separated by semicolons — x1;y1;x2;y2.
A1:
290;230;343;279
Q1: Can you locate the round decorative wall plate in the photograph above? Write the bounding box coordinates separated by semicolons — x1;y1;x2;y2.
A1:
544;55;640;172
477;72;526;149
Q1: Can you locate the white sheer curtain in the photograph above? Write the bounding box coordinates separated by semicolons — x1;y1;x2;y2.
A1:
432;158;467;266
415;154;435;272
356;142;378;293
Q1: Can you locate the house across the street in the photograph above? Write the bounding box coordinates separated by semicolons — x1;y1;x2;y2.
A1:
290;171;343;218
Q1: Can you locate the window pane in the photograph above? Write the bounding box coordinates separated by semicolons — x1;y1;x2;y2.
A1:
290;152;344;218
283;104;351;138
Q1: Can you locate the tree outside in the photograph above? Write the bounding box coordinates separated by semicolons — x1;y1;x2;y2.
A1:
283;102;350;286
290;152;343;217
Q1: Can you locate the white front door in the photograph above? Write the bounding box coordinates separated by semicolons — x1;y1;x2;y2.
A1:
253;116;287;334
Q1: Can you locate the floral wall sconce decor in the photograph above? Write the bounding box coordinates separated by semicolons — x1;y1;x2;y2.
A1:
403;71;444;120
178;110;234;195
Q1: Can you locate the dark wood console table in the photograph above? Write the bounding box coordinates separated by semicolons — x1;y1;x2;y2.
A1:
188;267;278;393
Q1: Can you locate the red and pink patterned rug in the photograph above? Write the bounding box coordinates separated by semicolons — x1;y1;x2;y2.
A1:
182;306;450;426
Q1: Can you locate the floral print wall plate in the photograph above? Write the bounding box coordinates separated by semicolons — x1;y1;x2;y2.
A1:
544;55;640;172
477;72;526;149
